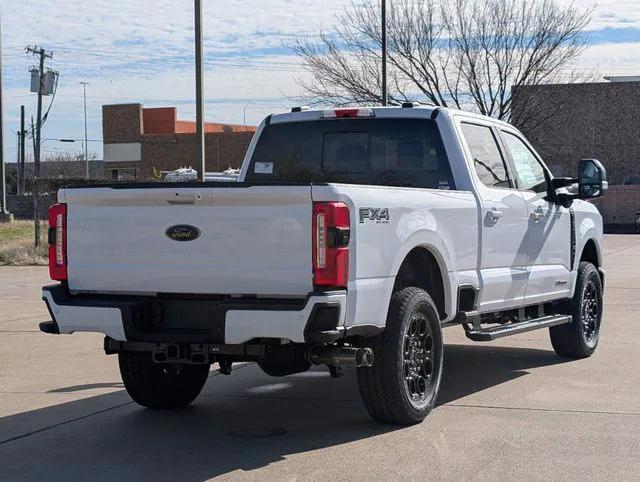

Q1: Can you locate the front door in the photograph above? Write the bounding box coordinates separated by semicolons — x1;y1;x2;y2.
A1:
459;121;529;312
499;129;571;304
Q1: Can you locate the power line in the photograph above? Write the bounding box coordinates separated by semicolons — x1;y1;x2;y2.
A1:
5;50;303;76
53;44;308;64
51;46;302;71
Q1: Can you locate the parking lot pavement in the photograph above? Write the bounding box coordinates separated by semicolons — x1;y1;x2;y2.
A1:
1;235;639;481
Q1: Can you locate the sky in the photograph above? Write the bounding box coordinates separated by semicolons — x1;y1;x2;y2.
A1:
1;0;639;162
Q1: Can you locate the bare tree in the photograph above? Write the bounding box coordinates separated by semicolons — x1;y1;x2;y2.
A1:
292;0;591;125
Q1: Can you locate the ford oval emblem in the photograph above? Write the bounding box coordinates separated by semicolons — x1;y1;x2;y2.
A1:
165;224;201;242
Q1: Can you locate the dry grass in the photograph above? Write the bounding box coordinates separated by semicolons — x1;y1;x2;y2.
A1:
0;220;48;266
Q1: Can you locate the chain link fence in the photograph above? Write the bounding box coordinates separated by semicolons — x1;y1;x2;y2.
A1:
0;188;56;266
34;189;57;248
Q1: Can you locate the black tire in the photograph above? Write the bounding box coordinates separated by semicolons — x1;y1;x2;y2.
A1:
549;261;603;358
118;352;210;409
357;287;444;425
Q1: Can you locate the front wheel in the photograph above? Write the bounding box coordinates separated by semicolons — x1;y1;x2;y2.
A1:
549;261;603;358
357;287;444;425
119;352;210;409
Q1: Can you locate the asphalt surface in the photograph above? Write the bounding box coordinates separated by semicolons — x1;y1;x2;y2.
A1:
1;235;639;481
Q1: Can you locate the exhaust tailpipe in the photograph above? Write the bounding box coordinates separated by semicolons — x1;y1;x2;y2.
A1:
307;346;374;368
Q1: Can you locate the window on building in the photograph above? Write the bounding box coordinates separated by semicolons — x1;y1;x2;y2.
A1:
461;123;511;188
107;168;137;181
501;132;547;193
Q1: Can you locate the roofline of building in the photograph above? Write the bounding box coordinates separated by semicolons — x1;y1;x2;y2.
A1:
513;80;640;89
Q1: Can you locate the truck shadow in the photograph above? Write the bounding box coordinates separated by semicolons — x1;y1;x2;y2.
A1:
0;344;568;480
438;343;564;405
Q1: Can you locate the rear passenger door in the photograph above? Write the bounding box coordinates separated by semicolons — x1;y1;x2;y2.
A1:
499;129;572;304
459;120;529;311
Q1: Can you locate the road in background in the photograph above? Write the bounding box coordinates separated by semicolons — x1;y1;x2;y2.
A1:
1;235;639;480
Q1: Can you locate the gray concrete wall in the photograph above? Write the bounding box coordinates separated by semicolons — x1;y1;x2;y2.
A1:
591;185;640;230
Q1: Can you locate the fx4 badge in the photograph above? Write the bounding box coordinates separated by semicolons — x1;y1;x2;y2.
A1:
359;207;390;224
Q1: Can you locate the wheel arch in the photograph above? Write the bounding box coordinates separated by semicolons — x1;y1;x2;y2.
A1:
580;238;601;268
391;245;450;320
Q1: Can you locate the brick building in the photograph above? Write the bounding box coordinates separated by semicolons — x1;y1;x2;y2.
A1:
102;104;256;180
511;79;640;228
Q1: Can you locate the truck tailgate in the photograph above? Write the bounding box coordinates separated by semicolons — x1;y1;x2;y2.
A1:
61;185;313;296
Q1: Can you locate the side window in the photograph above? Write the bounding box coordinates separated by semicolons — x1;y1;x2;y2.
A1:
461;123;511;188
502;132;547;192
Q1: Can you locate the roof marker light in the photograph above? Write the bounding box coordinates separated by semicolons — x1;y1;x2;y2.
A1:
321;108;375;119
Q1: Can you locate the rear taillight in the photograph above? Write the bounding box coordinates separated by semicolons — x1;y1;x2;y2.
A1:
312;202;350;288
48;203;67;281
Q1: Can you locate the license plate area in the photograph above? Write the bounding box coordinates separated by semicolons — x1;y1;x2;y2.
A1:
134;299;222;336
121;296;307;344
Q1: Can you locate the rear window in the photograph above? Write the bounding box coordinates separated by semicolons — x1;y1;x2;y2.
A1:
245;119;455;190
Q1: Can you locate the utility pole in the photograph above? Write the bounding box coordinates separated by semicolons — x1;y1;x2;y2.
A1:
26;45;53;245
19;105;25;194
16;131;20;192
381;0;388;106
80;81;89;179
0;10;11;221
194;0;206;181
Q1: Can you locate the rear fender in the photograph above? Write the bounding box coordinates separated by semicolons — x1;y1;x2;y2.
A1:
388;233;454;320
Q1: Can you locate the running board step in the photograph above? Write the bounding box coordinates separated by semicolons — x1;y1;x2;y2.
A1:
465;315;572;341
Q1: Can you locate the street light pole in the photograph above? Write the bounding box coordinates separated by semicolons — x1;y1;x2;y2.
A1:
243;101;251;126
80;81;89;178
194;0;206;181
381;0;388;106
0;9;10;219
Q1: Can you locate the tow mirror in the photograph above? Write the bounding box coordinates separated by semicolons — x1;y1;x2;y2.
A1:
578;159;607;199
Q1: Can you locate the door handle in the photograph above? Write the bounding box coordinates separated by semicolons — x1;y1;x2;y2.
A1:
530;206;544;223
167;198;196;205
166;193;198;205
486;208;503;224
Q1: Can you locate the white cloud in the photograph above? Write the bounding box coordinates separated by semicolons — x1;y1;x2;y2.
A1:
584;0;640;30
571;41;640;77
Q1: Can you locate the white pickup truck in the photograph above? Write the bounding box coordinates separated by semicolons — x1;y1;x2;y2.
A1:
40;105;607;425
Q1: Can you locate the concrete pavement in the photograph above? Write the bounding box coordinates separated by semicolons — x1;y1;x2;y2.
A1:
1;235;639;480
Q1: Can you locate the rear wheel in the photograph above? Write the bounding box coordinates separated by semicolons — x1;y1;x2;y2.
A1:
118;352;210;409
357;287;444;425
549;261;603;358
